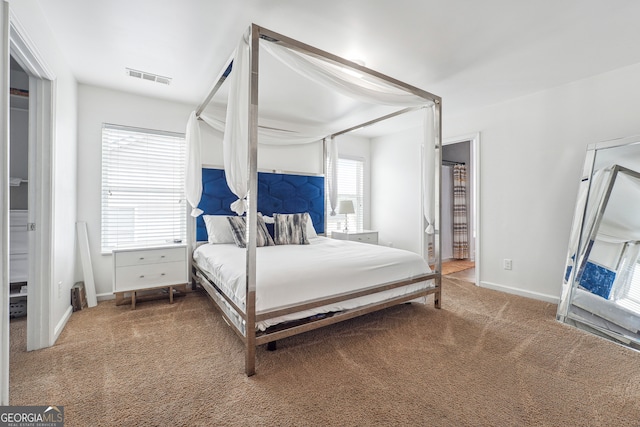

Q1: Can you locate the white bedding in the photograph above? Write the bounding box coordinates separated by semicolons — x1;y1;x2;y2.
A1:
193;236;433;331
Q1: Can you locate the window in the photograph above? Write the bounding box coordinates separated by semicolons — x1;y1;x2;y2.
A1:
618;260;640;313
326;157;365;234
101;124;186;252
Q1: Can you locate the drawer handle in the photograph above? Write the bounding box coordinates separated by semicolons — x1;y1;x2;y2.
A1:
139;257;144;260
161;255;165;258
161;273;166;276
139;275;145;278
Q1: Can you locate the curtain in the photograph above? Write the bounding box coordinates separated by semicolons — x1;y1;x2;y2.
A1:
185;111;203;217
260;41;430;107
222;34;251;215
423;106;435;234
326;136;339;216
199;112;322;146
453;164;469;259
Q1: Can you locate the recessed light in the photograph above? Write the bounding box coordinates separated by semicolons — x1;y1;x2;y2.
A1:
126;68;172;85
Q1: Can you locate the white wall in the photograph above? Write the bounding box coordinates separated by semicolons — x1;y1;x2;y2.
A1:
10;0;79;341
77;85;194;297
370;127;423;254
443;61;640;302
9;68;28;210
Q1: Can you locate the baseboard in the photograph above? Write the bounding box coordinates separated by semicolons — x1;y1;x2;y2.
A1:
97;292;115;301
479;281;559;304
52;305;73;344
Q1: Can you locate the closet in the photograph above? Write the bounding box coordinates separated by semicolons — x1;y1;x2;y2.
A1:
9;56;29;318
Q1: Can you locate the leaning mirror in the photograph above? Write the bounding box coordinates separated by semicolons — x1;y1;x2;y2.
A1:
558;136;640;350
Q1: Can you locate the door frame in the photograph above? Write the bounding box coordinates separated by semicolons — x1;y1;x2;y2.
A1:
1;0;11;405
1;3;55;405
443;132;481;286
10;5;55;351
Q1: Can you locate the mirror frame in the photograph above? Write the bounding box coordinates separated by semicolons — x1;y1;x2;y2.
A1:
558;136;640;351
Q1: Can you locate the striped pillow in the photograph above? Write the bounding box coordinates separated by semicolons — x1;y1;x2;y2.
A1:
273;213;309;245
227;215;275;248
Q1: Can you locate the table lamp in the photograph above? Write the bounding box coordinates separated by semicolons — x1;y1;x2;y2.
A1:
337;200;355;232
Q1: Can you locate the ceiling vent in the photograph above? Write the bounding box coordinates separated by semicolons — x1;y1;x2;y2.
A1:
126;68;172;85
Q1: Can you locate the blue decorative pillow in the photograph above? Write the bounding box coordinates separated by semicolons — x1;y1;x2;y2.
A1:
273;213;309;245
227;216;275;248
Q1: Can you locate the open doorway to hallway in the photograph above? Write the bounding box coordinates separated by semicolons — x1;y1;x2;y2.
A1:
442;137;478;284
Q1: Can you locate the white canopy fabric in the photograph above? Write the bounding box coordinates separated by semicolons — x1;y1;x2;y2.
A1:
423;107;436;234
598;171;640;241
222;35;250;215
201;113;322;146
326;136;338;216
568;167;611;260
260;41;432;107
186;30;436;220
185;111;203;217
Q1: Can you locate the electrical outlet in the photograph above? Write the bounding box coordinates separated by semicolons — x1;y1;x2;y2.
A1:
503;259;512;270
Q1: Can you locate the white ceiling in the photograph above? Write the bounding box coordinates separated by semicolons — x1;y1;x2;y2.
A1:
34;0;640;134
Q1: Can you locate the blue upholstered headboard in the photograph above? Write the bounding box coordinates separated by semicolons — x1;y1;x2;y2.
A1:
196;168;325;241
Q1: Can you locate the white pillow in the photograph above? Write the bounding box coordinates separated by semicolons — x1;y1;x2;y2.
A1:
203;215;235;244
304;212;318;238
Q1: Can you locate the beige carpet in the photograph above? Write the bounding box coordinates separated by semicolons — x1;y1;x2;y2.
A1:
9;277;640;426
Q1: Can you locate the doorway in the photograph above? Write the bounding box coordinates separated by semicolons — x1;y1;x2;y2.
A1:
2;6;56;405
442;134;480;285
8;56;29;323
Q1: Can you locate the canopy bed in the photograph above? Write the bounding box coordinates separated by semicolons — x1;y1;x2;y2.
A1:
185;24;442;375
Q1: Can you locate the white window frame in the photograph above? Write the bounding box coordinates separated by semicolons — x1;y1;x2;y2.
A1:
327;156;365;234
101;123;186;253
618;259;640;313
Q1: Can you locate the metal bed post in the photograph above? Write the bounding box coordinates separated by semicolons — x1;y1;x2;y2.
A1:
245;24;260;376
322;138;328;236
434;100;442;309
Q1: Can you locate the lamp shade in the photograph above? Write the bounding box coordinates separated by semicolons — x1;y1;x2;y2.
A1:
337;200;355;214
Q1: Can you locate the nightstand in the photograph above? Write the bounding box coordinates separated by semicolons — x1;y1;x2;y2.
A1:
331;230;378;245
112;244;188;309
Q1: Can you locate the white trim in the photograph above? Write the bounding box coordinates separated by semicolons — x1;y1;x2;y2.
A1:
8;11;56;350
1;0;11;406
97;292;115;301
480;280;559;304
443;132;481;288
52;305;73;343
8;11;54;80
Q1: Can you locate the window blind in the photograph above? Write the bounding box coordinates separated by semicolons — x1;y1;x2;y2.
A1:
618;261;640;313
101;124;186;252
326;157;364;234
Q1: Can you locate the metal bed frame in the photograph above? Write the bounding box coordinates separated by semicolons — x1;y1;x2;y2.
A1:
192;24;442;376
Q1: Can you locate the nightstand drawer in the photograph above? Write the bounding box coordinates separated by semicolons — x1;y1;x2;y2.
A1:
350;232;377;244
114;261;186;292
115;246;185;267
331;230;378;245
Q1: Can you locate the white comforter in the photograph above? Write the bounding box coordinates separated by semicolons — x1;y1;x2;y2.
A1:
193;236;433;330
